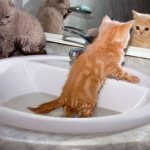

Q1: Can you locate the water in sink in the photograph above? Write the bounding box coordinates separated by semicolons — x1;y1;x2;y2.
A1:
2;93;120;117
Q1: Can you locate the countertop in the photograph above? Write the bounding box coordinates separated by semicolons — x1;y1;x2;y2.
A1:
0;42;150;150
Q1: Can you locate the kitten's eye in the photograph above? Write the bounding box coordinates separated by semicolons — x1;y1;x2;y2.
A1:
136;26;140;30
5;16;10;18
145;27;149;31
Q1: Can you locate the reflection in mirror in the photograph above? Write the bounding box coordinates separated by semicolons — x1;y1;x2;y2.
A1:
21;0;103;36
130;10;150;49
21;0;150;32
13;0;150;50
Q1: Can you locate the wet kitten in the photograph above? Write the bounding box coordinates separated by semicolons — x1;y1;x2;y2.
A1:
130;10;150;49
38;0;70;34
29;16;140;118
0;0;46;58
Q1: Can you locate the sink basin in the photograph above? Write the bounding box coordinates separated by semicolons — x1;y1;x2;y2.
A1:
0;55;150;134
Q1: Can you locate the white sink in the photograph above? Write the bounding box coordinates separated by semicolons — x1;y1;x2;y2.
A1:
0;56;150;134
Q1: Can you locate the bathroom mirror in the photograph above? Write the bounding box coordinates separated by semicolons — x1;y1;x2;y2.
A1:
16;0;150;34
12;0;150;53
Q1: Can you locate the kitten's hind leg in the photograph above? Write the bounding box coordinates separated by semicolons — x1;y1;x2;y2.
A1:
14;36;47;55
78;104;94;118
63;106;74;117
75;100;96;118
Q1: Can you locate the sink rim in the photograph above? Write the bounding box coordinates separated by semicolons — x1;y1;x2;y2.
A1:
1;101;150;134
0;55;71;63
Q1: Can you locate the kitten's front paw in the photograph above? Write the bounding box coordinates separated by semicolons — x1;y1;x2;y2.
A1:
129;75;140;83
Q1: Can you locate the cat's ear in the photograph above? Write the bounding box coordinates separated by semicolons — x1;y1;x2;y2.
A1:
102;15;111;23
99;15;111;32
100;16;111;27
132;10;140;19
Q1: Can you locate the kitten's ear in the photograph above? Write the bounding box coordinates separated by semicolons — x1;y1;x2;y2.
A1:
98;16;111;33
99;15;111;31
103;15;112;23
132;10;140;19
100;16;111;27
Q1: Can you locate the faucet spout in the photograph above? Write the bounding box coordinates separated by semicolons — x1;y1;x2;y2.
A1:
69;47;85;62
63;26;95;44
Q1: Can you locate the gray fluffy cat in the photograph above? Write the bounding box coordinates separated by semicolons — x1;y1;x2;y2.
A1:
38;0;70;34
0;0;46;58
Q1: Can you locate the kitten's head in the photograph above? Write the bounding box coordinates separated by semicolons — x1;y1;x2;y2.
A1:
46;0;70;18
98;16;134;49
132;10;150;38
0;0;15;25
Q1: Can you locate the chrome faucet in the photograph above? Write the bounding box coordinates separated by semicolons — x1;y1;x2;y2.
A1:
63;26;96;61
69;47;85;62
63;26;94;44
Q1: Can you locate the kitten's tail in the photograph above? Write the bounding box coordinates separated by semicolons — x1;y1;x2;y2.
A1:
28;98;61;114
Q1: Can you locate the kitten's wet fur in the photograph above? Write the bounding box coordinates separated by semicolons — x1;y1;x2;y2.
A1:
0;0;46;58
29;16;140;118
38;0;70;34
130;10;150;49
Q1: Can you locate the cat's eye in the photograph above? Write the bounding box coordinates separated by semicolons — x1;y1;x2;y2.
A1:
5;16;10;18
145;27;149;31
136;26;140;30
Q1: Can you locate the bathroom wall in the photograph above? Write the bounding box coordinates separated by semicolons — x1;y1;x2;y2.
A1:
18;0;150;30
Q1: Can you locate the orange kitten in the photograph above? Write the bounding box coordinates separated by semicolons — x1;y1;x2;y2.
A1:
29;16;140;118
130;10;150;48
